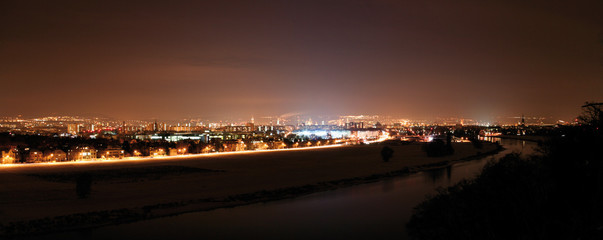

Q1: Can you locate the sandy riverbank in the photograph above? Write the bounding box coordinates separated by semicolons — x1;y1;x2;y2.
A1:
0;142;500;236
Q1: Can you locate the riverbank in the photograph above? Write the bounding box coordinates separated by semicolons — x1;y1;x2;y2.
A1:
496;135;548;142
0;142;501;237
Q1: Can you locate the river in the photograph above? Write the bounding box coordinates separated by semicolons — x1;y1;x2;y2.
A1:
32;138;538;240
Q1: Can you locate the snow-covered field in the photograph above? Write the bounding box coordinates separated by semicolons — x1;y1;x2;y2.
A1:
0;142;497;228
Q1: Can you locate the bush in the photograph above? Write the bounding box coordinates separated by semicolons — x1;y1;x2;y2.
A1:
381;146;394;162
407;154;555;239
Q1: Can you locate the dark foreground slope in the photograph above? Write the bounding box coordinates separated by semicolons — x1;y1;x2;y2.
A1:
408;129;603;239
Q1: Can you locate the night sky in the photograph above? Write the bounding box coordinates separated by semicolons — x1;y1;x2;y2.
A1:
1;0;602;121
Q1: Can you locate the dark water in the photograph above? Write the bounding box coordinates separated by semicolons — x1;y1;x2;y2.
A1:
33;139;537;240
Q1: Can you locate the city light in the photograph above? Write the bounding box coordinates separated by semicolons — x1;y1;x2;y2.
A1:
0;143;352;168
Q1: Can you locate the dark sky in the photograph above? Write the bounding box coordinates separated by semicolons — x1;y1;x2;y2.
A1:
1;0;602;121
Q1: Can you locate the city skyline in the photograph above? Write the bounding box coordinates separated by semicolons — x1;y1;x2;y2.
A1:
0;112;563;126
2;0;602;122
0;107;588;125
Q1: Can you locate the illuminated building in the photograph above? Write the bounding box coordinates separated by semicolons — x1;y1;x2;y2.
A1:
1;147;19;164
256;125;287;132
148;133;210;142
306;117;313;126
68;147;97;161
99;147;125;159
44;149;67;162
25;149;45;163
293;129;351;139
67;124;80;135
351;129;385;140
220;140;244;152
132;149;142;156
170;125;192;132
166;147;188;156
223;125;253;132
149;148;166;157
201;145;214;153
269;141;286;149
346;122;364;129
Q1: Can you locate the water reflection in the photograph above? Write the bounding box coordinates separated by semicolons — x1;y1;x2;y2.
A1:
478;136;501;144
424;165;452;185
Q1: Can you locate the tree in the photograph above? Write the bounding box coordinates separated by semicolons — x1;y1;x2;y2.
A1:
121;140;132;155
578;102;603;132
381;146;394;162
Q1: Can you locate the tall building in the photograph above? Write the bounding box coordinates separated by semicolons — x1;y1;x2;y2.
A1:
67;124;80;135
521;114;526;127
